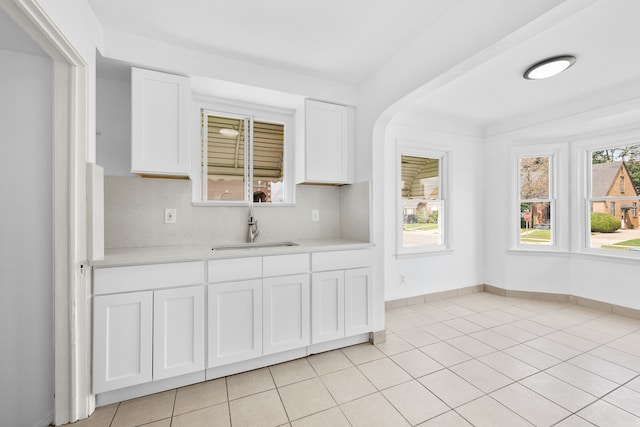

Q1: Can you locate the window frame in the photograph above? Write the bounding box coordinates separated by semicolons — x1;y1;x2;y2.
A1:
395;140;449;256
191;95;295;206
510;144;566;252
583;140;640;256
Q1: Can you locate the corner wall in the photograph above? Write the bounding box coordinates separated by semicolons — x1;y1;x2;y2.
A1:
0;48;54;427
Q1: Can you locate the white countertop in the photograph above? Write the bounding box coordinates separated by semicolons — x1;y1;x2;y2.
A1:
92;239;374;267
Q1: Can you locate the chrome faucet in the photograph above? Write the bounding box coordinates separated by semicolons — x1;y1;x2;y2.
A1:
248;205;260;243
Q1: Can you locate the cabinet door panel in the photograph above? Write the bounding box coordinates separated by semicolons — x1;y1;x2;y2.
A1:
345;268;373;336
93;291;153;393
305;100;352;183
311;271;344;344
208;280;262;367
131;67;190;176
263;274;310;354
154;286;204;380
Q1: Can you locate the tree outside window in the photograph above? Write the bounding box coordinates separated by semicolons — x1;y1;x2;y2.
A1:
518;156;553;245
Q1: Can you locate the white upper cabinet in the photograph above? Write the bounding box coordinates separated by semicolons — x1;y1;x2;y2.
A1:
297;99;354;184
131;67;190;177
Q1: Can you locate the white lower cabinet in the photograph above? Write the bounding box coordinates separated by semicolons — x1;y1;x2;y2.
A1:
93;261;206;394
311;268;373;344
153;286;205;380
345;268;373;336
263;274;310;355
94;291;153;393
94;286;205;393
311;271;345;343
208;280;262;367
93;248;371;397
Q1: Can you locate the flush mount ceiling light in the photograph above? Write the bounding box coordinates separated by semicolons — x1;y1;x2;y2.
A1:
219;128;239;137
523;55;576;80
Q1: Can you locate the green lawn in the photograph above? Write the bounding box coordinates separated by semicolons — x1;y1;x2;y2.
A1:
611;238;640;247
520;228;551;243
404;223;438;231
601;237;640;250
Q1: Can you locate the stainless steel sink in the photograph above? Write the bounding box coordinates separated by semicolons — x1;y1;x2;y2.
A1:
211;241;299;251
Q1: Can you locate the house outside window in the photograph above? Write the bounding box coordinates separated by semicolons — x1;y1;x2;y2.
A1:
588;144;640;251
397;141;447;254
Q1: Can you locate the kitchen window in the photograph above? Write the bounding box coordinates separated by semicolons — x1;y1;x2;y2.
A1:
192;98;294;205
397;142;447;255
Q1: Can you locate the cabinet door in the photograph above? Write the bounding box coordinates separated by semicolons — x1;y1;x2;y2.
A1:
153;286;205;380
93;291;153;393
344;268;373;337
263;274;310;354
208;280;262;367
311;271;344;344
304;100;353;184
131;67;190;176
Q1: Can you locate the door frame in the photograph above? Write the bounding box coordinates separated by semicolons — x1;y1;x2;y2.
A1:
1;0;90;424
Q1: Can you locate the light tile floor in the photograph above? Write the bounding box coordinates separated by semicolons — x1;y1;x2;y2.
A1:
71;292;640;426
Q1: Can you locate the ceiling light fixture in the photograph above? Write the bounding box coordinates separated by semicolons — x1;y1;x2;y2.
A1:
219;128;239;137
523;55;576;80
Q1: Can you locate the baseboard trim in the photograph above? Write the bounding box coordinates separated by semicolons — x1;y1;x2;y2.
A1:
484;285;571;303
385;284;484;309
386;284;640;320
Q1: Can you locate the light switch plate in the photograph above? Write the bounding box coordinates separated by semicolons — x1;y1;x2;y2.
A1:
164;208;177;224
312;209;320;222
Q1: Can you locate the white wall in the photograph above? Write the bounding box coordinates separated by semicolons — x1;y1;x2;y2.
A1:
0;48;54;427
383;123;483;301
96;77;132;176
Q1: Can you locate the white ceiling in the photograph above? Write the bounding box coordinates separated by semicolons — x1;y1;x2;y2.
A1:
88;0;452;84
88;0;640;135
408;0;640;134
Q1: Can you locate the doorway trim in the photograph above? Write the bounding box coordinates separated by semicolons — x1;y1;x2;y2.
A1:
1;0;90;424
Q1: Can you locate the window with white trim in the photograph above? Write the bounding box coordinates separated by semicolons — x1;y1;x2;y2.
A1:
192;98;294;205
397;142;447;254
517;155;554;246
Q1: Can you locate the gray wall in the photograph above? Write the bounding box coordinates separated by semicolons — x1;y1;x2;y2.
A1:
0;48;54;426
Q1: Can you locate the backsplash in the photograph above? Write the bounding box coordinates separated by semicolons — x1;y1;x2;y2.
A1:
103;176;369;248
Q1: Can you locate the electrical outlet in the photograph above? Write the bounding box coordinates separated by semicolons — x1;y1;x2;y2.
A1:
164;208;177;224
399;275;406;286
312;209;320;222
